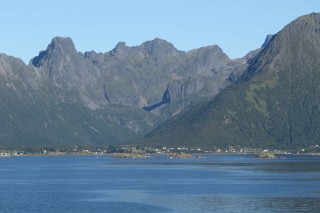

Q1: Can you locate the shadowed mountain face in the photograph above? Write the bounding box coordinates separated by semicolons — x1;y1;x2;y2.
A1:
0;34;252;148
143;13;320;149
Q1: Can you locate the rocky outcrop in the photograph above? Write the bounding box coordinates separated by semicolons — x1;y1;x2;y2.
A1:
261;34;274;48
167;152;193;158
111;153;150;158
255;153;276;159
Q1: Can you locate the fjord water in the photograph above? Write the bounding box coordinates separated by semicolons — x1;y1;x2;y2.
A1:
1;155;320;212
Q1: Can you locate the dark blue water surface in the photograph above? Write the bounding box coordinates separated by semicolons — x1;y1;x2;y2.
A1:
1;154;320;212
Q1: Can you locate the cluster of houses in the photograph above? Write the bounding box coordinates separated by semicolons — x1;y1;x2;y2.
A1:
0;150;23;157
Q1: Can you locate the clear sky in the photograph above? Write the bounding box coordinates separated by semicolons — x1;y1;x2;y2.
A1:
0;0;319;63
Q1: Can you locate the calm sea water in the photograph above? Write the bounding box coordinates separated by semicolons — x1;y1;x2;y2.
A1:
0;154;320;212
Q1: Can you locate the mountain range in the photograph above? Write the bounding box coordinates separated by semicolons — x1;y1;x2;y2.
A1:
1;12;319;149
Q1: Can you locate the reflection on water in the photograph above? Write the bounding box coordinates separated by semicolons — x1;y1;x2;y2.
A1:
85;189;320;212
0;154;319;212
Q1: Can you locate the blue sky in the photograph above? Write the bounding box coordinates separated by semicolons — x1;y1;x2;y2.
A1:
0;0;319;63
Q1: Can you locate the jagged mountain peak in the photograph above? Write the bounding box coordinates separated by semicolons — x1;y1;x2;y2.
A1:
29;36;103;105
109;42;128;56
142;37;174;46
115;41;127;49
140;38;180;57
189;44;227;57
46;36;77;56
51;36;75;47
31;36;77;68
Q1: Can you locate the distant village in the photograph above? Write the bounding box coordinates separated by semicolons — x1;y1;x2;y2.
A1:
1;144;320;158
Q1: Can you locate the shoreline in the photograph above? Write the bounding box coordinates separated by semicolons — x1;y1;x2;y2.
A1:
2;152;320;158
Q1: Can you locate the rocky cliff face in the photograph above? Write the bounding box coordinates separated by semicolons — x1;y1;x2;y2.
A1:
84;38;248;117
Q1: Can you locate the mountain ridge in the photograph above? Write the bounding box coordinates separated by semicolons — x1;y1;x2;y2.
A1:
142;12;320;149
0;34;255;148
